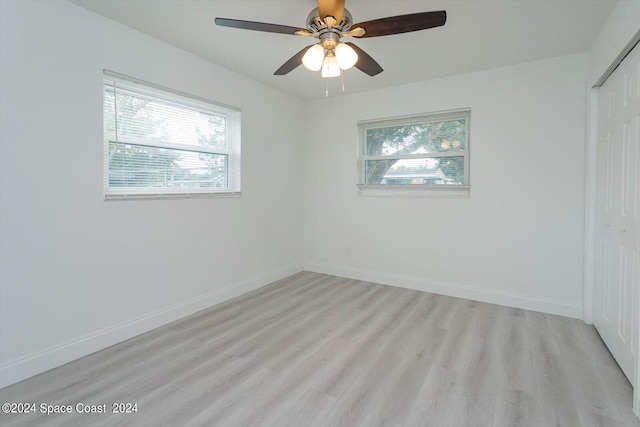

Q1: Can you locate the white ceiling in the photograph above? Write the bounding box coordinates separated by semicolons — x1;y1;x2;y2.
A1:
70;0;616;100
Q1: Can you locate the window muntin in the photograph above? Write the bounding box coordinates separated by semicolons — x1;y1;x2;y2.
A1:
358;109;470;196
103;71;240;199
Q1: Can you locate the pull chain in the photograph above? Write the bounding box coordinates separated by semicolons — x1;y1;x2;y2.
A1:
323;72;347;97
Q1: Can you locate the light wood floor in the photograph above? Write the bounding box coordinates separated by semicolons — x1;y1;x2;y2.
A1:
1;271;638;426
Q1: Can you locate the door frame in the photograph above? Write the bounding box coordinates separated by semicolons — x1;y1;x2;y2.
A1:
583;31;640;418
584;34;640;418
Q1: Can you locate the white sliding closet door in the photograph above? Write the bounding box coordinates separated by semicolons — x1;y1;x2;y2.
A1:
594;40;640;386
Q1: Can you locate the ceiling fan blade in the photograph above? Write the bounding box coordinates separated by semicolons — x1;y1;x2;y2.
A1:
215;18;307;36
351;11;446;38
317;0;345;24
274;46;313;75
345;43;383;76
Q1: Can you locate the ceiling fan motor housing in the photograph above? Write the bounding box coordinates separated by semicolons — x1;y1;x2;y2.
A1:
306;7;352;34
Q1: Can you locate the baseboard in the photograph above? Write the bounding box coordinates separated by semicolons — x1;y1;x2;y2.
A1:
0;261;584;389
304;261;584;320
635;366;640;418
0;262;304;389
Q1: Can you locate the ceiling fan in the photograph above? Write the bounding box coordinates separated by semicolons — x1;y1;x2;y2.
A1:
215;0;446;78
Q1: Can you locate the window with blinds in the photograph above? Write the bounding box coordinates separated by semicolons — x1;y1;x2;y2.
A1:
357;109;470;197
103;71;241;199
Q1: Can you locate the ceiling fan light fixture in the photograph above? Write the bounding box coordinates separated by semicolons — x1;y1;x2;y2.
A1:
302;44;325;71
335;42;358;70
321;51;341;78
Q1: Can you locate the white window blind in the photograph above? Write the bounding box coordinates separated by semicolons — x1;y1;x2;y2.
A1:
357;108;470;197
103;71;241;199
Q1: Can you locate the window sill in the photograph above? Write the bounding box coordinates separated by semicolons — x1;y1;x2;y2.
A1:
104;191;241;201
356;185;469;198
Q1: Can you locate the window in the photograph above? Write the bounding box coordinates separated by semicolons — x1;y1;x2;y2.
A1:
357;109;470;197
103;71;241;199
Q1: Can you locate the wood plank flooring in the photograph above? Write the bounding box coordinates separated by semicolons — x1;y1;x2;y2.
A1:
1;271;638;426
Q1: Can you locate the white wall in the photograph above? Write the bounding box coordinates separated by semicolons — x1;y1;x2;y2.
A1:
304;54;588;318
0;0;304;387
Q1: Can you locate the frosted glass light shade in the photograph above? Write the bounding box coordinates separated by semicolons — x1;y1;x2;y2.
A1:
302;44;325;71
321;53;340;78
335;43;358;70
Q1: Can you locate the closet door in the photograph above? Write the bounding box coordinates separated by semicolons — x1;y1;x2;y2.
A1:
593;41;640;385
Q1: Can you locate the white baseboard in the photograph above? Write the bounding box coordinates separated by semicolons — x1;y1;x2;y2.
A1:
0;262;304;389
0;261;585;389
305;261;584;320
635;364;640;418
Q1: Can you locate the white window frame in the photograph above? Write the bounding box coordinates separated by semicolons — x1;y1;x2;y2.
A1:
357;108;471;198
103;70;241;200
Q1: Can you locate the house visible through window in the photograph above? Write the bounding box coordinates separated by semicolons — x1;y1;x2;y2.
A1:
357;109;470;197
103;71;241;199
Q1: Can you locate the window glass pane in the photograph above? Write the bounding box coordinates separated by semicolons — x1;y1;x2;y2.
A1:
103;72;241;198
108;142;227;189
366;119;466;156
104;87;228;150
365;157;465;185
